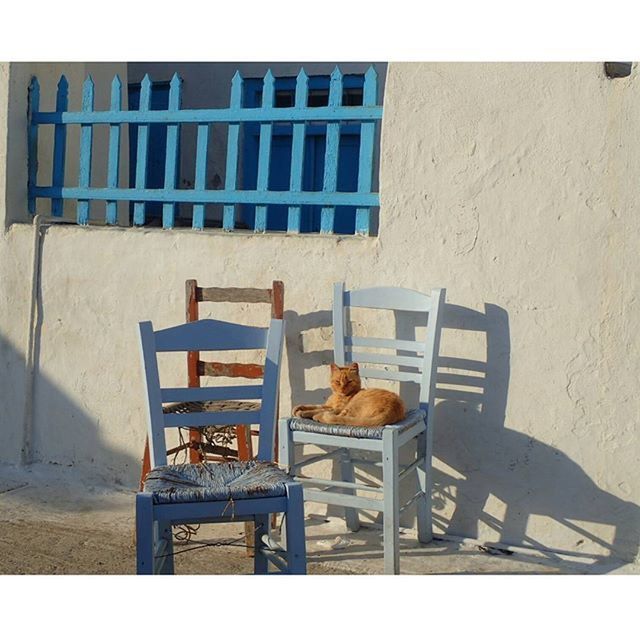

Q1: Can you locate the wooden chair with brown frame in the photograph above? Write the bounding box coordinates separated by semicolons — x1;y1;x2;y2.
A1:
139;280;284;553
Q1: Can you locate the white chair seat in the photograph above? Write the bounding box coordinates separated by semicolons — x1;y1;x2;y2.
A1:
288;408;426;440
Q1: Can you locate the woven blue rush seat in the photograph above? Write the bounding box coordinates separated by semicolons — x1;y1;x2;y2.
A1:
288;408;426;440
144;460;290;505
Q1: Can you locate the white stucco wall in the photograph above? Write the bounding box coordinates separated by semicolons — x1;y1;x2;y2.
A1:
0;62;638;563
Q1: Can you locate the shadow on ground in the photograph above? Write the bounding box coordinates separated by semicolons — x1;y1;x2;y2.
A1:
0;331;140;511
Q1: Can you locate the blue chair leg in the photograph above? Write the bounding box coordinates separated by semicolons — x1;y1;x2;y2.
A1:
339;448;361;532
382;429;400;575
254;514;269;574
285;483;307;574
136;493;154;575
157;520;175;574
416;427;433;544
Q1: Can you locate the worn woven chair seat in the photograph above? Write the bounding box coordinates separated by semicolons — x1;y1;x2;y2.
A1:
288;407;426;440
163;400;261;444
143;460;290;505
163;399;261;416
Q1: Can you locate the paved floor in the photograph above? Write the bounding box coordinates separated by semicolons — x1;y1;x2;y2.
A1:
1;463;636;575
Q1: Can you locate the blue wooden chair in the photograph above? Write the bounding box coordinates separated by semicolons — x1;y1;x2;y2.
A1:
279;283;445;574
137;317;306;574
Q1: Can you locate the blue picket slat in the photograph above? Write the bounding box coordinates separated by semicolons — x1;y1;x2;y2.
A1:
223;71;243;231
51;76;68;217
287;69;309;233
133;74;152;226
320;67;343;234
106;75;122;225
192;124;209;230
355;66;378;236
27;77;40;215
77;76;94;225
254;70;275;232
162;74;182;229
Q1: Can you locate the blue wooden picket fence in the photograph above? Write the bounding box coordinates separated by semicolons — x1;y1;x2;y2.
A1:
27;67;383;235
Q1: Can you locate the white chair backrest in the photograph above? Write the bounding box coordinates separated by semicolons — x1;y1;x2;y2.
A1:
139;318;284;467
333;283;445;412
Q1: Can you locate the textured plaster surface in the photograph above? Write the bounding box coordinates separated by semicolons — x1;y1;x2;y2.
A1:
0;62;638;565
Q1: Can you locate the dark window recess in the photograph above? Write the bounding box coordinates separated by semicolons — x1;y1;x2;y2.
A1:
275;90;295;107
267;87;364;108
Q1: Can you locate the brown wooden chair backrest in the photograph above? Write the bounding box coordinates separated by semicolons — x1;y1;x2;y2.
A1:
186;280;285;385
185;280;285;464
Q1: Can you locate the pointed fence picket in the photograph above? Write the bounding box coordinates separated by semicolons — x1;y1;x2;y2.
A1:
162;74;182;229
355;67;379;236
51;75;68;217
77;76;94;225
27;66;383;235
320;67;343;234
222;71;243;231
287;69;309;233
106;75;122;225
254;71;275;233
133;75;152;226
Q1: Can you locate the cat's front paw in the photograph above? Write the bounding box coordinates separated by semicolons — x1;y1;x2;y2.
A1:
292;404;306;417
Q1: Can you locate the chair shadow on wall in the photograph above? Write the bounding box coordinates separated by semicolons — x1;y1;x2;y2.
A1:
433;303;640;572
0;332;140;513
284;309;334;409
285;303;640;572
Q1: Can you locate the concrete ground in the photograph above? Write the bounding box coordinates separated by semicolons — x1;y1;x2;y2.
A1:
1;463;637;575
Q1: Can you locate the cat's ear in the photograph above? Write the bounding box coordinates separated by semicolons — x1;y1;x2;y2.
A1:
330;363;338;372
349;362;359;372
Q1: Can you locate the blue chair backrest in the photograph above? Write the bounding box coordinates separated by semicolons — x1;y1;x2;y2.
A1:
139;318;284;467
332;283;445;412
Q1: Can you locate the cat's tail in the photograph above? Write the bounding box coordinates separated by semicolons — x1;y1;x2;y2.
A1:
313;411;399;427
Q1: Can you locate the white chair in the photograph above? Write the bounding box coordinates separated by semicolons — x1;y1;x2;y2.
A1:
279;283;445;574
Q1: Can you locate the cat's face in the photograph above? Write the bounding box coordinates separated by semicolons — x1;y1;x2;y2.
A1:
330;363;361;396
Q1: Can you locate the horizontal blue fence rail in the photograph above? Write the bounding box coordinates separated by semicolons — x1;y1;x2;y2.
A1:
32;106;383;125
27;66;383;235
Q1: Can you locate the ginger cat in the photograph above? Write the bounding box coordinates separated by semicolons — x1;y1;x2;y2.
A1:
292;363;406;427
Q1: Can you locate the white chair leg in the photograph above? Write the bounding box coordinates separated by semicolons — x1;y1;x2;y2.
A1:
253;514;270;574
136;493;154;575
382;429;400;575
339;448;361;532
285;483;307;574
416;427;433;543
279;418;294;472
